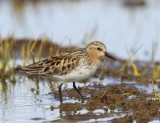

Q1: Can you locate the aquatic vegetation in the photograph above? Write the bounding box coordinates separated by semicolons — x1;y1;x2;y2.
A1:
153;63;160;79
152;81;160;101
21;39;37;66
99;60;106;80
0;36;15;79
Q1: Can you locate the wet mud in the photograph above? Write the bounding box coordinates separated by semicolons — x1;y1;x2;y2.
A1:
49;83;160;122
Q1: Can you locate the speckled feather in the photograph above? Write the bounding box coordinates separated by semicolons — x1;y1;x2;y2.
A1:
20;48;91;75
20;41;111;82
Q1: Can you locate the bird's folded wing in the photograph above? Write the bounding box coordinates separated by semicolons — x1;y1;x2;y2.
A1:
19;55;80;76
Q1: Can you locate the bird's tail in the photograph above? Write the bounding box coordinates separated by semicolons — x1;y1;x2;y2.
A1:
15;65;42;74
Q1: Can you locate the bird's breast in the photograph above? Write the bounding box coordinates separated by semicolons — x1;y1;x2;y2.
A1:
51;63;99;82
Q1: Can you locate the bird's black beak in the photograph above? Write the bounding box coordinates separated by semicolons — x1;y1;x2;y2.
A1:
105;52;116;60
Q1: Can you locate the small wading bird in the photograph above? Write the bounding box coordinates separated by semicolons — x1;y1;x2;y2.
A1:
19;41;116;103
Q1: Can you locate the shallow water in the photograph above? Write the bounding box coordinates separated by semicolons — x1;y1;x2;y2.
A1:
0;77;123;123
0;78;58;123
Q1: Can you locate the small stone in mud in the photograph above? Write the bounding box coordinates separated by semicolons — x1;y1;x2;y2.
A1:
50;106;55;111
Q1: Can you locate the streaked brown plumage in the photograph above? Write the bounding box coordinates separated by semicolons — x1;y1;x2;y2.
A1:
19;41;116;103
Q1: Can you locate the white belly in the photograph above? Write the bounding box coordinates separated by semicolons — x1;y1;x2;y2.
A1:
50;64;99;82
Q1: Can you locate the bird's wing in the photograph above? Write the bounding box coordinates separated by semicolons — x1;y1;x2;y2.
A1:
20;53;81;76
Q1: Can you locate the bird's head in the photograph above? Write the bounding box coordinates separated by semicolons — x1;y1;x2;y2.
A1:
86;41;116;60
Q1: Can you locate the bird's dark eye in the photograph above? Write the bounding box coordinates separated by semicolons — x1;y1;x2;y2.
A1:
97;47;102;51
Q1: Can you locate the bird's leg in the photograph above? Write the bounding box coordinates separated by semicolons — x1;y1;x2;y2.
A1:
73;82;84;100
58;83;63;103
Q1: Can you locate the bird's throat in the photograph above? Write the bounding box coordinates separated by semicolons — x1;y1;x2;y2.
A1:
88;49;100;64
